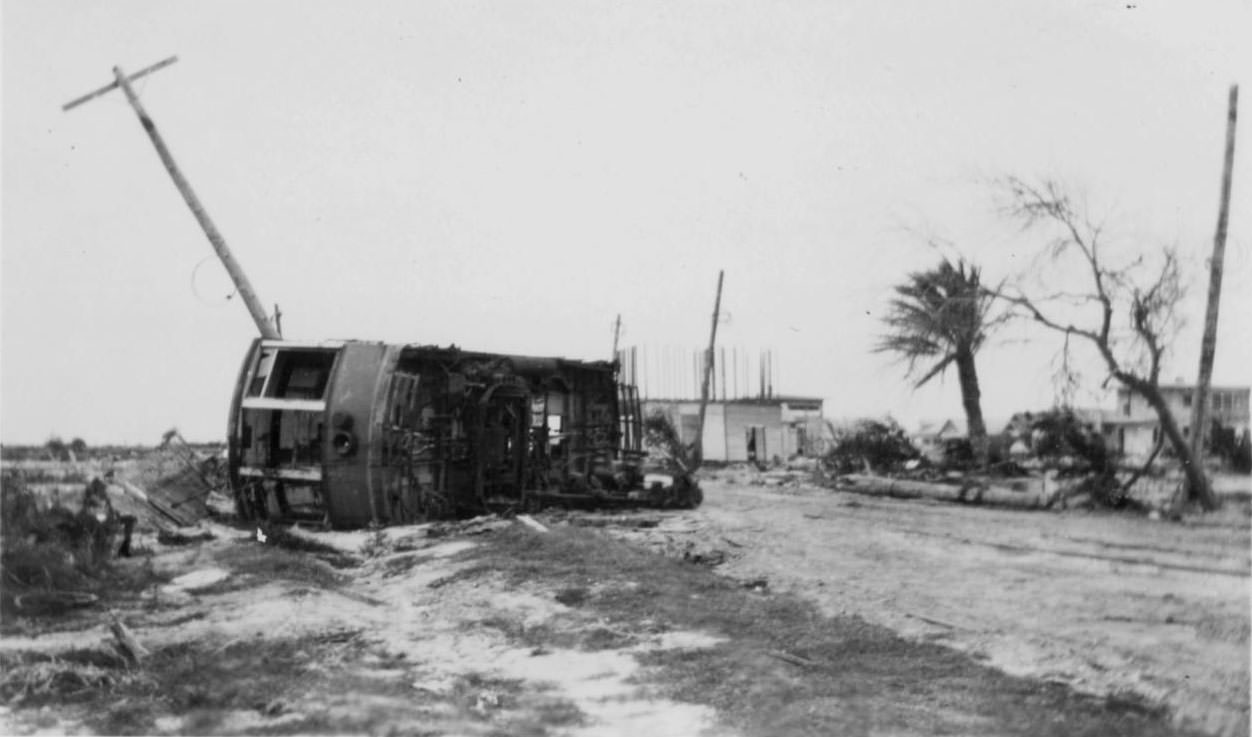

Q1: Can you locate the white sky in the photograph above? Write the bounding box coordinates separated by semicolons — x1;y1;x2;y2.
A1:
2;0;1249;444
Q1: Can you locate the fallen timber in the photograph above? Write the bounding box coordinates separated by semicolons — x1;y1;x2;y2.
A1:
835;473;1059;510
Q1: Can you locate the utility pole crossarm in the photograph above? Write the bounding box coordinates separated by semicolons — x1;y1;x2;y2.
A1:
62;57;179;112
63;59;280;340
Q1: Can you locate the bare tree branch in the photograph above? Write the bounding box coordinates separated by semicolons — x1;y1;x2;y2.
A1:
1001;177;1215;509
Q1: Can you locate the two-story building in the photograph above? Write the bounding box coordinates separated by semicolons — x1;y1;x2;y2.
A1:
1105;384;1250;457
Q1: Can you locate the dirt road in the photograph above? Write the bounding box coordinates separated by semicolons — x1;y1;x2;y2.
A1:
2;470;1246;736
685;476;1251;737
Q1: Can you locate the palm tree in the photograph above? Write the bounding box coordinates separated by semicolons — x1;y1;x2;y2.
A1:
876;258;999;465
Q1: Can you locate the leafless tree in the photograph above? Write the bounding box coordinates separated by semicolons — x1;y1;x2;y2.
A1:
997;178;1216;510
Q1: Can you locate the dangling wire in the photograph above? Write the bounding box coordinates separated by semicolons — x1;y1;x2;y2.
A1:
190;255;237;306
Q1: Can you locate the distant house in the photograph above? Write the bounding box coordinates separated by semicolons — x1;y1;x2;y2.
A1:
1103;384;1251;457
642;396;828;463
912;419;965;462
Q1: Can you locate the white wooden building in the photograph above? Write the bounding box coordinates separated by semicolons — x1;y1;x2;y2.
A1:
642;396;828;463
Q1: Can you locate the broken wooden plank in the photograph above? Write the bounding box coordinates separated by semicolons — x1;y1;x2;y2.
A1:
767;650;819;668
906;612;967;630
108;611;149;665
516;515;549;533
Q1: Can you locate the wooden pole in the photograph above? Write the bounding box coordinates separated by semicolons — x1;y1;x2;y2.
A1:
693;271;724;468
766;350;771;398
1189;85;1238;503
65;60;279;339
109;66;280;339
62;57;180;112
611;314;622;362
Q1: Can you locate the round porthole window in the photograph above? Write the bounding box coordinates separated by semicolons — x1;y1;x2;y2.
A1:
333;430;357;456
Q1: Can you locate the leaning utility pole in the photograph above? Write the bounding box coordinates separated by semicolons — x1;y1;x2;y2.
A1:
63;58;281;340
1190;85;1239;480
693;270;724;469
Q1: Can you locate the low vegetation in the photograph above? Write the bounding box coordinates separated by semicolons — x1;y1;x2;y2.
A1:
643;411;692;471
0;472;147;622
822;418;919;475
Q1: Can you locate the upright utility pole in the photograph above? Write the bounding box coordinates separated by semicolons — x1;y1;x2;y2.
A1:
64;58;280;340
693;270;724;469
611;314;622;362
1190;85;1239;472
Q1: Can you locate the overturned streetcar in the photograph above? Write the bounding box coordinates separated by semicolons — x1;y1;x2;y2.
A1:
227;339;700;528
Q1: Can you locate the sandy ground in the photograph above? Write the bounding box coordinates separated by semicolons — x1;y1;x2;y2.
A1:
2;469;1248;735
632;474;1251;737
0;521;729;737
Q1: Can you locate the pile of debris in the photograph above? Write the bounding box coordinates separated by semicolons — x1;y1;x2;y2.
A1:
547;509;735;569
1;434;229;622
810;413;1207;515
119;430;229;522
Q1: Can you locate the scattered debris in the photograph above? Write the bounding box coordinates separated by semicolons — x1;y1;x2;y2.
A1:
767;650;820;669
162;568;230;595
313;626;364;645
566;514;661;529
358;524;392;558
261;524;362;569
107;611;149;666
412;677;454;696
905;612;967;631
516;515;550;534
156;527;215;546
427;515;512;538
472;689;502;715
13;591;98;615
554;587;590;607
682;546;727;567
751;470;807;489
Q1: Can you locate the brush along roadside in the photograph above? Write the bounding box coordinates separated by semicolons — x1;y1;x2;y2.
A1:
0;473;174;626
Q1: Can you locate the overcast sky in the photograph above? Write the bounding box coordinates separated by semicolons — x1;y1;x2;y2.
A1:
3;0;1249;445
